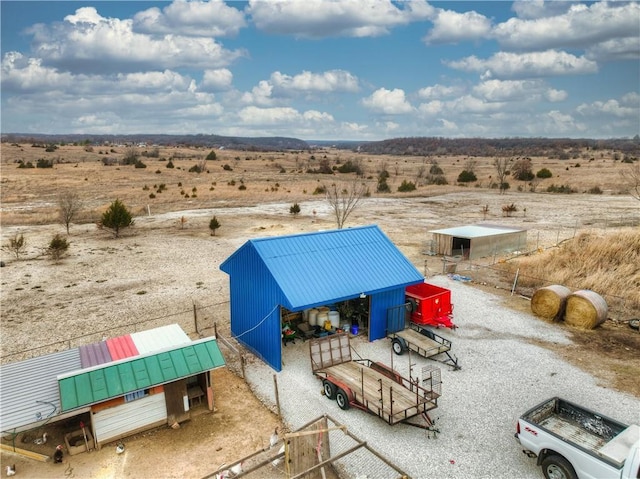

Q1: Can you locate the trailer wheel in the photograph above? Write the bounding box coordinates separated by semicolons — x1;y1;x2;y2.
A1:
336;389;350;410
392;338;406;355
405;298;417;313
541;455;577;479
323;380;336;400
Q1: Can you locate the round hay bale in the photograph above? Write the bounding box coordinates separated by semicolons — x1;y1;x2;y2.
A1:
531;285;571;320
565;290;608;329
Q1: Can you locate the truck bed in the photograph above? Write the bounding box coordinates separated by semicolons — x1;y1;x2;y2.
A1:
316;360;438;425
522;397;635;468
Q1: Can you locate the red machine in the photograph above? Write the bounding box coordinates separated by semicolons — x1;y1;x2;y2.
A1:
405;282;456;329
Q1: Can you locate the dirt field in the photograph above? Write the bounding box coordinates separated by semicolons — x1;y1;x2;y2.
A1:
1;143;639;477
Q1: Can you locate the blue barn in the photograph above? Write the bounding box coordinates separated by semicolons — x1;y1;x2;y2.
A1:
219;225;424;371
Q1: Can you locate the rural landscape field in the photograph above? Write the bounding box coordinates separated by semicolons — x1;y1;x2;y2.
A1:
1;138;639;477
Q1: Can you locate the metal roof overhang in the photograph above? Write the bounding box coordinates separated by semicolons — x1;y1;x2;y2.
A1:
57;337;225;411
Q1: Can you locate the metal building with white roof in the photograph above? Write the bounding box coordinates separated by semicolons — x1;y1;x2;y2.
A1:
430;224;527;260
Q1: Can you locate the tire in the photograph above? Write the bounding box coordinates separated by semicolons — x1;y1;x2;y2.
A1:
629;319;639;330
336;389;350;410
323;380;336;400
405;298;417;313
541;455;577;479
392;338;405;355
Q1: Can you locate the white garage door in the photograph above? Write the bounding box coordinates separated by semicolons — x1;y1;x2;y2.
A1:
93;392;167;445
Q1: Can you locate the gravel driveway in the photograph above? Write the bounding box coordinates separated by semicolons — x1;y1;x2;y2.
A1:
242;275;639;479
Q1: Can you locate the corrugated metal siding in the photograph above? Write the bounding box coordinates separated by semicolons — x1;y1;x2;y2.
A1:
369;288;407;341
221;225;423;310
0;349;82;432
58;338;225;411
80;342;111;368
106;335;138;360
227;245;284;371
252;225;423;309
131;324;190;354
93;392;167;445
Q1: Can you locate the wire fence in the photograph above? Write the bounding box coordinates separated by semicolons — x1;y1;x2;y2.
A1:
0;299;231;364
422;219;640;321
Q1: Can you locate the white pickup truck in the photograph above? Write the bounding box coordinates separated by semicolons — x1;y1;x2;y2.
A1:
516;397;640;479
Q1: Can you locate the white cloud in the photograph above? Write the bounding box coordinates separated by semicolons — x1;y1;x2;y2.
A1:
362;88;414;114
201;69;233;91
473;79;566;103
423;9;492;44
576;98;638;119
447;50;598;79
493;2;640;52
27;7;245;74
417;84;464;100
133;0;246;37
270;70;359;93
1;52;74;92
510;1;573;20
586;37;640;62
302;110;335;122
418;100;444;116
241;80;276;107
247;0;433;38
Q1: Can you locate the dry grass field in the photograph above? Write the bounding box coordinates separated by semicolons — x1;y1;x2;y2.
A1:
1;142;639;477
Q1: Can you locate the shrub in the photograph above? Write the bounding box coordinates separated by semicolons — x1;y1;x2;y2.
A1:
100;199;134;238
166;160;175;168
377;178;391;193
48;234;69;261
336;160;362;175
17;160;34;169
397;180;416;192
36;158;54;168
5;233;26;259
546;184;577;194
502;203;518;217
134;160;147;168
206;150;217;161
536;168;553;179
313;185;327;195
290;203;301;216
223;164;233;171
588;186;603;194
209;216;221;236
429;163;444;175
457;170;477;183
238;184;246;190
189;164;203;173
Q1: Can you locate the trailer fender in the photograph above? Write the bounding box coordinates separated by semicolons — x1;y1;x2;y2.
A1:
324;377;354;403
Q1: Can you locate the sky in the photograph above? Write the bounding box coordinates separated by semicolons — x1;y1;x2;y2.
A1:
1;1;639;141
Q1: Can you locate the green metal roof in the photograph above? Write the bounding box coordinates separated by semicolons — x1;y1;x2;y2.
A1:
57;337;225;411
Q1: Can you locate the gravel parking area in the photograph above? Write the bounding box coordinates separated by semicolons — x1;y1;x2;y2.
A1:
243;275;639;479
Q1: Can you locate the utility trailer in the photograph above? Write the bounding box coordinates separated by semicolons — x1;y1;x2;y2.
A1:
386;300;460;370
388;323;460;370
405;282;456;329
310;333;440;428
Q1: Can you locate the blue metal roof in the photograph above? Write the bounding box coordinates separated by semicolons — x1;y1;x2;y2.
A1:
220;225;423;310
